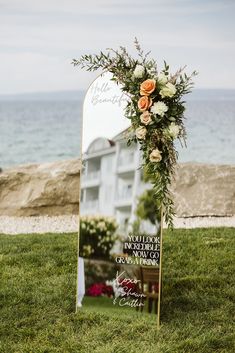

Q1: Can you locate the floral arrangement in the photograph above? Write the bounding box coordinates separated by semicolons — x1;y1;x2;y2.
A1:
79;216;118;259
73;39;196;227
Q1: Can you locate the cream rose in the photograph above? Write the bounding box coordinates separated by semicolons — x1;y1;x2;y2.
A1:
151;101;168;117
149;149;162;163
133;65;145;78
160;82;176;98
140;79;156;96
136;126;147;140
158;73;168;85
138;96;152;111
168;122;180;138
140;111;152;125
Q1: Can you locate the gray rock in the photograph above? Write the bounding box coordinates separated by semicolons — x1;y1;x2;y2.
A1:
172;163;235;217
0;159;80;216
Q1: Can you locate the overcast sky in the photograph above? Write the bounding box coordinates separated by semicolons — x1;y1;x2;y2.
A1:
0;0;234;94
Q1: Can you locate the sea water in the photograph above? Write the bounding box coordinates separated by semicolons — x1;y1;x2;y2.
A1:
0;100;82;168
0;90;234;168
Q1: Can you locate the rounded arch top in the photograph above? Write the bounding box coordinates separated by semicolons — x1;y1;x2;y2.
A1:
82;72;130;152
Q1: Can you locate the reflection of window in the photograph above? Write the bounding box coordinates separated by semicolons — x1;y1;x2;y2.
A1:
118;184;132;199
81;162;87;175
106;156;113;171
119;150;135;166
105;186;112;202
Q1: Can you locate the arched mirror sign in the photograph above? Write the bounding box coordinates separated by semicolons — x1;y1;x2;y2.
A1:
77;72;163;326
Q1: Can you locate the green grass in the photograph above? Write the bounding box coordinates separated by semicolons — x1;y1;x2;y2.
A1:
0;228;235;353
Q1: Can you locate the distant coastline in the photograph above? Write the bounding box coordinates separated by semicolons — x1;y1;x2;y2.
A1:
0;88;235;101
0;90;85;101
0;89;235;168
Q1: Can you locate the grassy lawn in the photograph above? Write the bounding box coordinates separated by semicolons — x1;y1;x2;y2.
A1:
0;228;234;353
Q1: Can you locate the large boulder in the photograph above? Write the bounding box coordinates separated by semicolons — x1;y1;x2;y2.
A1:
173;163;235;217
0;159;80;216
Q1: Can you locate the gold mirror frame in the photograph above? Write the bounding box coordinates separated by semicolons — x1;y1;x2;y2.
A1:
76;72;163;329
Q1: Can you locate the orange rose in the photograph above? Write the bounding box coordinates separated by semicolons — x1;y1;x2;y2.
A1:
140;79;156;96
138;96;153;111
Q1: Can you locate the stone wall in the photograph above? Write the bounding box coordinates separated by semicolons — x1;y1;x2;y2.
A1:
0;160;234;217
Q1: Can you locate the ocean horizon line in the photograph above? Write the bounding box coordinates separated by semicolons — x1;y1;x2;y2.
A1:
0;88;235;101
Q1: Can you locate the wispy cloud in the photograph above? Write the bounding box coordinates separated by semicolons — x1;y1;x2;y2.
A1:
0;0;234;93
2;0;234;15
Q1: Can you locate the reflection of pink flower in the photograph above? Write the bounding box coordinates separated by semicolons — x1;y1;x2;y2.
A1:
87;283;103;296
86;283;114;297
103;284;114;297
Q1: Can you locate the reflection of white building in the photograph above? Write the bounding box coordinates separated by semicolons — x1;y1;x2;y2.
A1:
80;130;148;228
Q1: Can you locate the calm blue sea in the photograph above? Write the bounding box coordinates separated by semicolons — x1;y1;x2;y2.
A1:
0;99;83;168
0;90;234;168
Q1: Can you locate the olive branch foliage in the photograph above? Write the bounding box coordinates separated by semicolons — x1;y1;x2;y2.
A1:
72;39;197;228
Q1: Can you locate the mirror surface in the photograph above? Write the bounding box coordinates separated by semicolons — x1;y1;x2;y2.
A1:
77;72;161;321
82;72;130;152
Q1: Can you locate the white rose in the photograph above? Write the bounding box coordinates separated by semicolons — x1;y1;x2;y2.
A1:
168;122;180;139
140;111;152;125
149;149;162;163
159;82;176;98
151;101;168;117
136;126;147;140
147;67;157;76
158;73;168;85
133;65;145;78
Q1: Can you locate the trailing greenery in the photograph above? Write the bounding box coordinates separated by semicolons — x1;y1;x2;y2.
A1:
135;188;161;225
72;39;197;228
1;229;234;352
